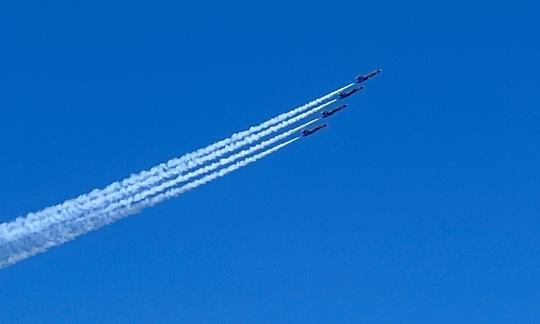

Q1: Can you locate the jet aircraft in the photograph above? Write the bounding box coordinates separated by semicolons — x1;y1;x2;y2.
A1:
302;124;328;137
356;69;382;83
338;86;363;99
322;104;347;118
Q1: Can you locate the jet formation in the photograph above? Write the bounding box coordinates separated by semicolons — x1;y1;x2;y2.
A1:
301;69;382;137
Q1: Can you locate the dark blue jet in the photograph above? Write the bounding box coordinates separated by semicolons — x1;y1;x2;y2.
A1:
322;104;347;118
302;124;328;137
338;86;364;99
356;69;382;83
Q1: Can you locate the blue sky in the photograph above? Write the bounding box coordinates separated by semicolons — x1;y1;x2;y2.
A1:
1;0;539;322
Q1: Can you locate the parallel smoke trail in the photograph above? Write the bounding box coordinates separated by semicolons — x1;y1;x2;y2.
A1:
2;84;352;238
93;100;335;205
141;137;300;208
1;99;336;243
0;137;299;268
73;119;319;224
1;118;318;243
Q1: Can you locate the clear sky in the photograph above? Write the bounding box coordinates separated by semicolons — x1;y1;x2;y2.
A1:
1;0;539;323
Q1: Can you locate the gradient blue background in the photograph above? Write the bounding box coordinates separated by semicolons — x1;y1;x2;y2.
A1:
1;0;539;323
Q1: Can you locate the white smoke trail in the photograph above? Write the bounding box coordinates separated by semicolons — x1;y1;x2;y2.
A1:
75;119;320;226
91;100;336;205
0;137;299;268
1;99;337;244
3;84;352;238
142;137;301;208
1;118;319;243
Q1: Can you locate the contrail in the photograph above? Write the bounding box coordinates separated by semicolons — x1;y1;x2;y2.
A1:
74;119;320;225
142;137;301;208
5;84;352;238
1;118;319;243
0;137;299;268
2;99;338;244
94;100;336;204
